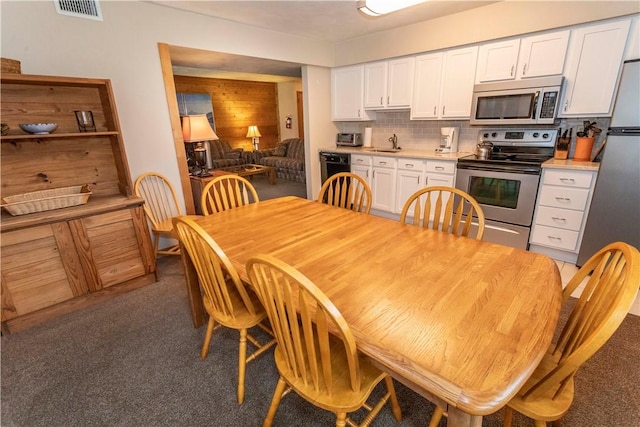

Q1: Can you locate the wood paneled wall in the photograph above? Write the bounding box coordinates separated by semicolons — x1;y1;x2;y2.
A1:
174;75;279;151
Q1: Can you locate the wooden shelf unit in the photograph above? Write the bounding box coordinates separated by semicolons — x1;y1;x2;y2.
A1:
1;74;156;333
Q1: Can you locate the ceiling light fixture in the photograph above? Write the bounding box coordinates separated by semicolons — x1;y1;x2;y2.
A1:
357;0;430;17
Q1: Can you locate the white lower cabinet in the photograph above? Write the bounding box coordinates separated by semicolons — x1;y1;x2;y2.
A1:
529;168;597;263
395;158;456;215
352;154;457;216
396;158;426;215
351;154;372;183
371;156;397;212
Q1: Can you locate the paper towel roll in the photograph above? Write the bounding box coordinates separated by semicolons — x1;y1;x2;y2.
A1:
363;127;373;147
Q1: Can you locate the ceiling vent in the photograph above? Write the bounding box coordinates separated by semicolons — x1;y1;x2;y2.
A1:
54;0;103;21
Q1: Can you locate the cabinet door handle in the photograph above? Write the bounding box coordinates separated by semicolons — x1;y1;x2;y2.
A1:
380;96;383;105
442;106;446;115
358;109;361;118
405;163;414;168
547;236;562;241
510;65;514;76
417;176;420;184
435;166;444;171
559;178;576;183
379;161;387;165
387;95;390;105
366;170;369;178
522;64;527;76
564;100;568;112
555;197;571;202
551;216;567;222
433;106;437;116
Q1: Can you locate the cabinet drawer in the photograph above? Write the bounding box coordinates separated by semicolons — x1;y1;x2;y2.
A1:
543;169;594;188
426;174;454;187
538;186;589;210
351;154;372;166
426;160;455;175
535;206;584;231
397;158;425;171
372;156;397;168
530;225;580;251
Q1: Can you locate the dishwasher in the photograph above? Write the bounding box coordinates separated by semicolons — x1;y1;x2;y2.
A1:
319;151;350;183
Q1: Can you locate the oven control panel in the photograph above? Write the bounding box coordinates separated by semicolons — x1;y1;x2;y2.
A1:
479;129;557;147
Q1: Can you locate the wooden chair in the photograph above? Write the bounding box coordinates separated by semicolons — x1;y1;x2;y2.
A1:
200;175;259;215
172;216;275;404
246;254;403;427
134;172;183;256
317;172;372;214
400;186;485;240
427;242;640;427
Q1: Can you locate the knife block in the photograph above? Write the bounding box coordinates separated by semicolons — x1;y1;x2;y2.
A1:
554;137;571;160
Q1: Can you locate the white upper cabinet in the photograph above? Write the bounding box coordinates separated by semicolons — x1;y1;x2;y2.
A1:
364;61;387;109
440;46;479;118
517;30;569;78
476;30;569;83
560;19;631;117
331;65;375;121
476;39;521;82
412;46;478;120
411;52;444;119
364;57;415;110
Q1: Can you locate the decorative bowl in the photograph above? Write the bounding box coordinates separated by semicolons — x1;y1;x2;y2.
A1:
19;123;58;135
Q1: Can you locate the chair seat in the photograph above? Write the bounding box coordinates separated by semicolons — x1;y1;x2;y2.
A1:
507;351;575;421
273;334;387;413
203;282;267;330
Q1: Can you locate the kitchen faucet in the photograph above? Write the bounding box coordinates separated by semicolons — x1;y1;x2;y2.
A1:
389;134;399;150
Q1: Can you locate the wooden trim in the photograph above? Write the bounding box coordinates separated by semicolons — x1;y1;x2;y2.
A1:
157;43;195;215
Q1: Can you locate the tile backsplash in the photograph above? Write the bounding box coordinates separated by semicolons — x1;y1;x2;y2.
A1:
336;111;610;159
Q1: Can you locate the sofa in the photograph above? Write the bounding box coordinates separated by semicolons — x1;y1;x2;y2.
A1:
252;138;306;183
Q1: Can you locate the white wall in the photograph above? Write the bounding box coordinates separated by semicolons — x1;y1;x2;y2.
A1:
335;1;640;65
302;66;339;199
0;0;334;207
277;80;303;140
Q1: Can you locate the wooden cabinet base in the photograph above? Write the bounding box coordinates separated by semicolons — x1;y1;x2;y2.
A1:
1;272;156;334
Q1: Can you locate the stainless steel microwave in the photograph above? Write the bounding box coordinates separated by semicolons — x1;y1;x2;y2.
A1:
470;76;563;125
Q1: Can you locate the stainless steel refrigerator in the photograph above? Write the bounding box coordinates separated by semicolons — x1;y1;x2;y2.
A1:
577;59;640;266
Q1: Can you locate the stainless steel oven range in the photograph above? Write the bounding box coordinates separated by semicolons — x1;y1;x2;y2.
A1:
455;128;557;250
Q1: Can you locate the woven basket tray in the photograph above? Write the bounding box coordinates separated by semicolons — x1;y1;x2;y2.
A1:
2;185;92;216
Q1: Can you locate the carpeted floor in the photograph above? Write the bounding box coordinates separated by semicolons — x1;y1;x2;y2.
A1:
250;175;308;201
1;257;639;426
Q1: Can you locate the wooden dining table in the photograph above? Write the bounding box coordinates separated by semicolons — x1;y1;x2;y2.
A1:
181;196;562;427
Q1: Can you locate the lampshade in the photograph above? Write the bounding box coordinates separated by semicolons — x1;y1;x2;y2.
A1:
182;115;218;142
357;0;429;16
246;125;262;138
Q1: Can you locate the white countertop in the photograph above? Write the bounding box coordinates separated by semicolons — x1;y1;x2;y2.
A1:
322;146;472;160
321;147;601;170
542;158;600;171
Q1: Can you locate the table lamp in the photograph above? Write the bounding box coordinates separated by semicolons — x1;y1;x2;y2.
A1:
182;115;218;177
246;125;262;151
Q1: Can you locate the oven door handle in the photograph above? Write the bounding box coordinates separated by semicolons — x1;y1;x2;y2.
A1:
456;163;541;175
